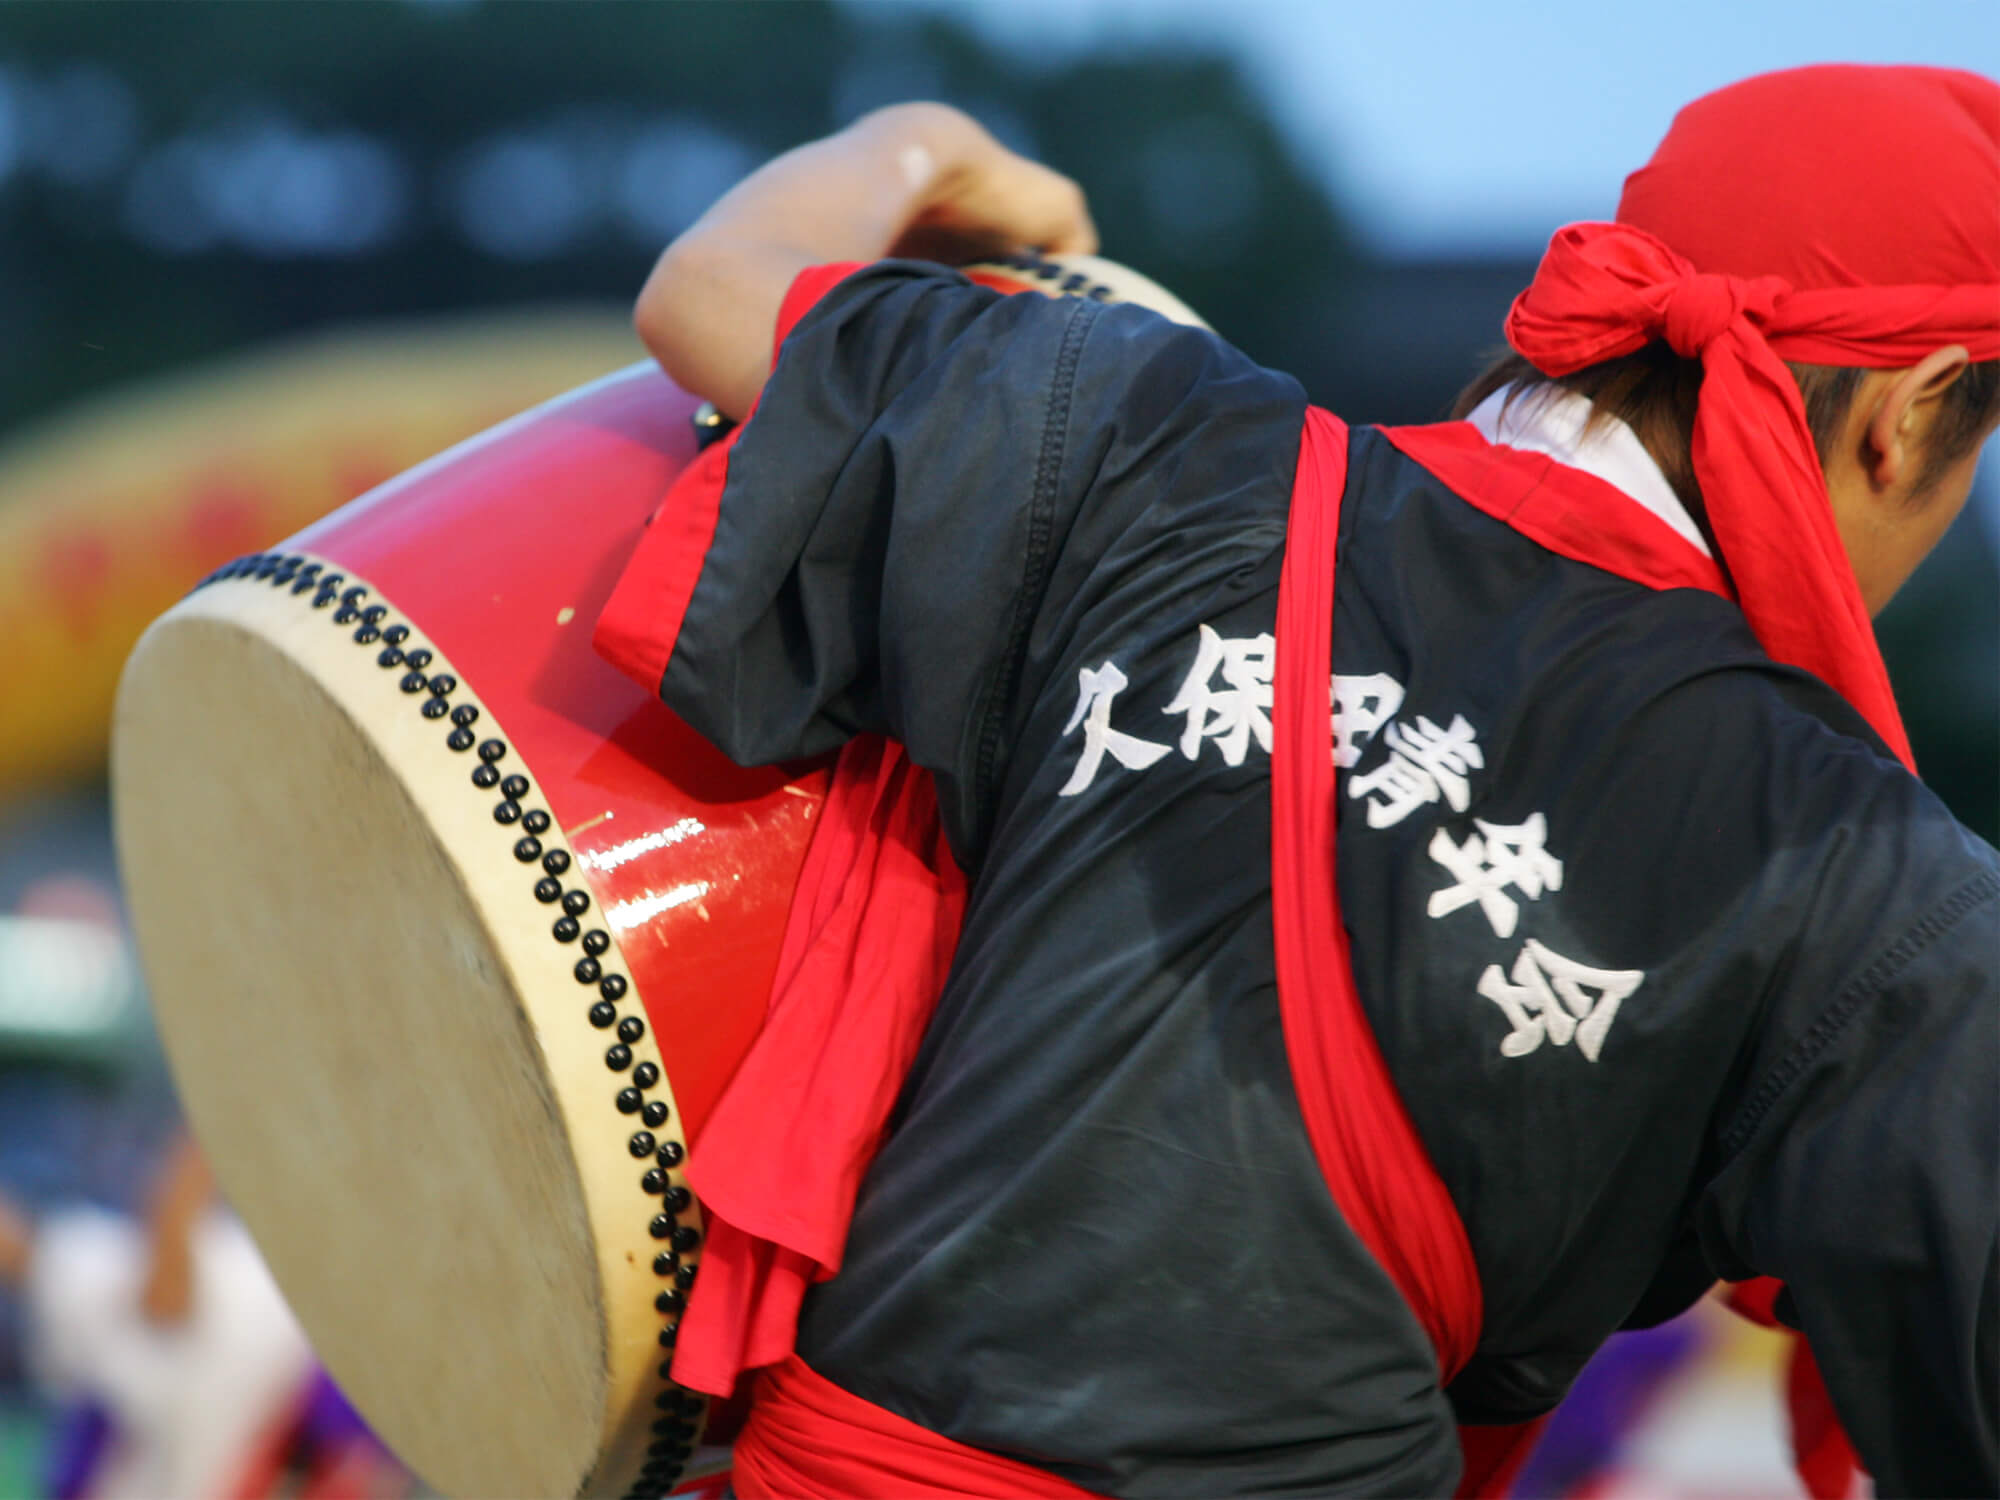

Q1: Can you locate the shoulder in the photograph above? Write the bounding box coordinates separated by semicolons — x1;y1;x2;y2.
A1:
784;259;1304;431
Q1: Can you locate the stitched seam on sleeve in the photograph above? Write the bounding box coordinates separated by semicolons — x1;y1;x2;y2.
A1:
1718;868;2000;1160
971;297;1102;818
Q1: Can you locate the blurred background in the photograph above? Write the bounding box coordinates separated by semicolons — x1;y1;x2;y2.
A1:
0;2;1991;1495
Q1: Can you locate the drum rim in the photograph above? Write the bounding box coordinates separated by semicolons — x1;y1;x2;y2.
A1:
115;549;709;1499
963;250;1213;329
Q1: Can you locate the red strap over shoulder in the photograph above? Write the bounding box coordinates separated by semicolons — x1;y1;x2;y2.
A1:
1271;407;1485;1381
1377;420;1731;602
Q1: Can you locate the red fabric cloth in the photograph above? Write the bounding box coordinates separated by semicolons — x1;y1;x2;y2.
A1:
1786;1338;1866;1500
606;263;969;1399
1271;408;1483;1382
732;1356;1095;1500
1376;418;1729;601
1507;67;2000;772
671;737;966;1396
592;429;736;698
1618;66;2000;296
727;1363;1547;1500
1456;1418;1552;1500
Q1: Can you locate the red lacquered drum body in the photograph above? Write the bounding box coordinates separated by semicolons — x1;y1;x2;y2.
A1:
115;365;805;1500
287;367;823;1147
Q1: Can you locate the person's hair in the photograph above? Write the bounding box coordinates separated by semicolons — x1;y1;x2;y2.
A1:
1451;348;2000;517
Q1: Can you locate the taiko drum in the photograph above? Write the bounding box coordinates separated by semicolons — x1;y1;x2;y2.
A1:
112;254;1207;1499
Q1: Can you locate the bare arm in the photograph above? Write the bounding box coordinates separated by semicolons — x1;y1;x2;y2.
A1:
635;103;1097;420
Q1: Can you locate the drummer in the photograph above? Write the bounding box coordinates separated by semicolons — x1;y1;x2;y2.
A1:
597;75;2000;1496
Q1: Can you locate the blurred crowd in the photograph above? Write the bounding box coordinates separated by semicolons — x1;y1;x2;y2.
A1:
0;798;419;1498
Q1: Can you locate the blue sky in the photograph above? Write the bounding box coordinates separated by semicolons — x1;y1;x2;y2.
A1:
872;0;1998;258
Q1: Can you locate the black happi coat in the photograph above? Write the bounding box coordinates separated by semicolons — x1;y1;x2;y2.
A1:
644;263;1999;1497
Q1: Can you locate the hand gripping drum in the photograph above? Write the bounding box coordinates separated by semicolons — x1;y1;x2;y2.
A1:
111;255;1205;1498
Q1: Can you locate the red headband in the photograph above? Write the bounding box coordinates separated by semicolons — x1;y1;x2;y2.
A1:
1504;65;2000;770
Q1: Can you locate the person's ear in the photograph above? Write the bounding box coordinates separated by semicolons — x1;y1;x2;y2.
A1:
1864;344;1971;490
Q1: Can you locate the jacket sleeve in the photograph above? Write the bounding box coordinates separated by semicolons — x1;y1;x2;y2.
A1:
606;259;1301;861
1695;758;1999;1498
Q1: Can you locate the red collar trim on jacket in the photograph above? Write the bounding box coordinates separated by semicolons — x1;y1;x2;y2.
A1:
1379;418;1732;602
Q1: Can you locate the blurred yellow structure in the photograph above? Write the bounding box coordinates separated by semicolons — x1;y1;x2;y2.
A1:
0;310;642;802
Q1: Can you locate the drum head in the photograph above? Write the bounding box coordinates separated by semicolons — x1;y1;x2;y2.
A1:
115;574;685;1498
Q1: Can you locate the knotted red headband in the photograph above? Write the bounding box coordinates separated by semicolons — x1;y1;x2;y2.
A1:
1505;65;2000;770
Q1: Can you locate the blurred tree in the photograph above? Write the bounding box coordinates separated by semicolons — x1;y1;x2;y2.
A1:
0;0;1351;437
